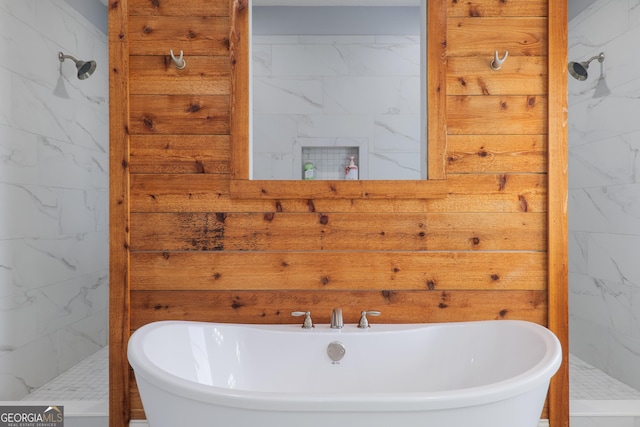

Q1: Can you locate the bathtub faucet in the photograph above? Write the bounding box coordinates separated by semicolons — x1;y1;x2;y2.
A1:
331;308;343;329
358;310;381;328
291;311;313;329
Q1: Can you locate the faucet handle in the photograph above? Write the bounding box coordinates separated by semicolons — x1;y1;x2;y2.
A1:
358;310;381;328
291;311;313;329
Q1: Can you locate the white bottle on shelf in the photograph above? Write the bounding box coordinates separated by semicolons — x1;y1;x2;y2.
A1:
345;156;358;180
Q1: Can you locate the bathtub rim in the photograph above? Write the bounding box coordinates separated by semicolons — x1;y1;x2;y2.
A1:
128;319;562;412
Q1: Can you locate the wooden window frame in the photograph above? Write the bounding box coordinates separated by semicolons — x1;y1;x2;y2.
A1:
228;0;447;199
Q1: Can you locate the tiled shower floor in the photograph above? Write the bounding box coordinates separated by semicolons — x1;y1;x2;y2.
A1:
22;346;109;401
569;354;640;400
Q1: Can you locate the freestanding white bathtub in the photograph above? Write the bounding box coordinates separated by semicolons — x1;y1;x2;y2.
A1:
128;319;561;427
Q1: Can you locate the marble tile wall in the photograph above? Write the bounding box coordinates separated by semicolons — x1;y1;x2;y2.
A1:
252;34;422;180
569;0;640;391
0;0;108;399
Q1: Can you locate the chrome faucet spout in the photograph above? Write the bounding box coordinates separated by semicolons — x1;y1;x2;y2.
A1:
331;308;343;329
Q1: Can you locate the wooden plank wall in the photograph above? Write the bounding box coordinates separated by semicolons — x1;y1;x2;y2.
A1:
109;0;568;426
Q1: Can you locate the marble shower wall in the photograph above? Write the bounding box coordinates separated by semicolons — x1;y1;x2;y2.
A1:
252;33;422;180
0;0;108;399
569;0;640;390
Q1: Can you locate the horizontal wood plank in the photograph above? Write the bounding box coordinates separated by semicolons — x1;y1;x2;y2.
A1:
129;16;230;55
128;0;229;16
447;56;547;96
447;17;547;57
129;251;547;291
447;95;548;135
129;135;230;174
129;173;547;213
446;135;547;173
229;179;447;200
129;289;548;328
447;0;547;17
129;95;230;135
437;173;547;213
130;212;546;251
129;55;230;95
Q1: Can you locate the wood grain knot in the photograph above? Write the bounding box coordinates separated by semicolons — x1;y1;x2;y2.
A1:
186;104;201;113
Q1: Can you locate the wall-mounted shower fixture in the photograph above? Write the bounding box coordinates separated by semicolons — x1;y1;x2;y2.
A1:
568;52;605;81
58;52;96;80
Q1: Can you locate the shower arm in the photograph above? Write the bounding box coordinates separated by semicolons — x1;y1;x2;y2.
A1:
583;53;605;67
59;52;79;64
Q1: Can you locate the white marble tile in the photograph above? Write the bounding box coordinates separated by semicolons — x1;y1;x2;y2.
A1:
253;35;299;45
0;241;14;299
38;136;108;190
323;76;402;115
569;0;640;393
297;114;372;138
585;96;640;144
0;124;39;185
373;114;420;152
369;152;421;180
0;0;108;401
569;315;610;370
0;288;41;350
251;44;272;76
597;25;640;92
35;1;106;55
0;6;59;89
568;133;640;188
252;31;421;180
606;331;640;391
631;0;640;27
569;231;589;275
298;35;374;45
568;0;631;56
349;42;419;76
14;233;107;290
0;183;60;240
60;190;108;234
252;115;298;153
253;76;324;114
401;76;421;114
56;310;107;372
0;0;37;25
37;271;108;336
569;272;633;335
271;44;349;76
252;151;293;180
587;233;640;286
569;185;640;237
0;335;59;400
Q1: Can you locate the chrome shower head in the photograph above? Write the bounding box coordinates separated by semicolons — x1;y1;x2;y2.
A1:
568;52;605;81
58;52;97;80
